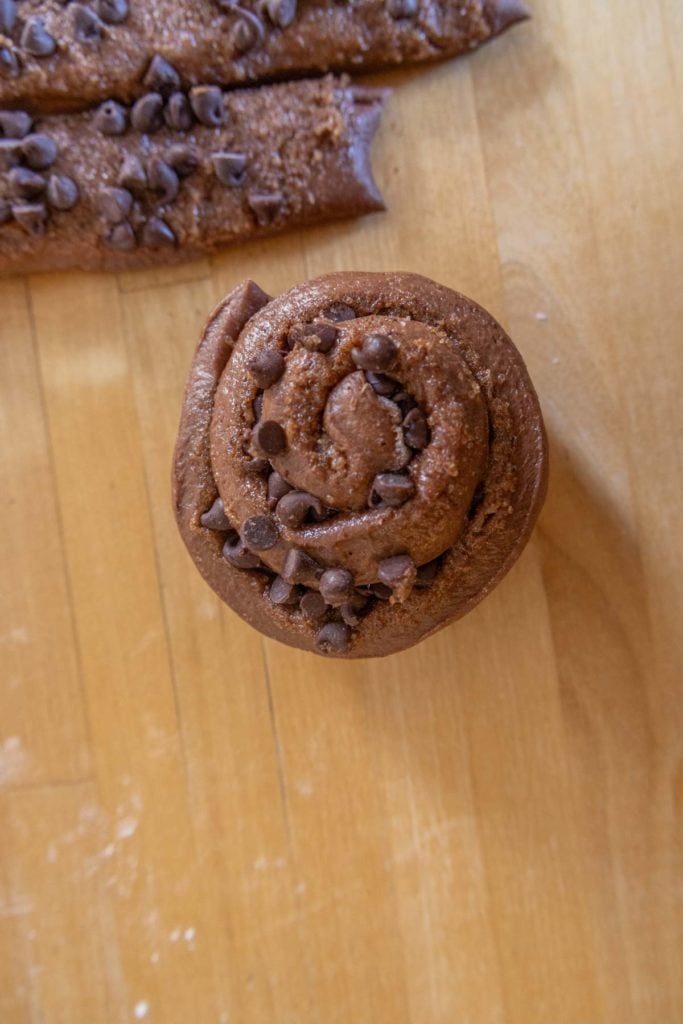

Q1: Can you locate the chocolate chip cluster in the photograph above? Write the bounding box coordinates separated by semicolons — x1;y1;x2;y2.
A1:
0;0;129;77
93;56;233;136
213;0;298;52
0;109;79;234
98;147;195;251
92;53;283;249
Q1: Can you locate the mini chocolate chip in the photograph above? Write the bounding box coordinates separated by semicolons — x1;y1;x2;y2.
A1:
164;92;193;131
46;174;79;210
403;407;430;449
269;576;299;606
143;54;180;92
142;216;176;248
316;621;351;654
94;0;129;24
253;393;263;420
311;504;334;523
12;202;47;236
212;150;247;187
370;472;415;507
0;47;19;79
147;157;179;203
339;605;361;627
377;555;417;598
365;371;399;397
21;18;56;57
223;534;261;570
386;0;417;16
98;186;132;223
299;322;338;353
0;199;10;224
72;4;103;42
200;496;231;531
167;144;198;177
243;514;279;551
243;456;270;475
276;490;323;529
394;391;416;416
299;589;327;621
118;153;147;191
323;302;356;322
319;568;354;607
0;0;16;35
415;558;442;590
232;10;265;53
248;349;285;389
20;133;58;169
340;592;369;626
95;99;127;135
8;167;45;199
103;221;136;250
282;548;322;585
352;333;398;372
0;111;32;139
128;200;146;231
267;471;293;510
131;92;164;133
253;419;287;456
248;190;283;226
189;85;224;127
0;139;20;170
265;0;297;28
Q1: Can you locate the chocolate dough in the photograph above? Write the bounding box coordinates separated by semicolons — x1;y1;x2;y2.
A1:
0;76;386;274
0;1;530;113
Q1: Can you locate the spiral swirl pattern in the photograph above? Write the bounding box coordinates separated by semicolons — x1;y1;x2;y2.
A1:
173;272;547;657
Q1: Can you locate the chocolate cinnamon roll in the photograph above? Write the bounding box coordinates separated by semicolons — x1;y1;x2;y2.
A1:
173;272;547;658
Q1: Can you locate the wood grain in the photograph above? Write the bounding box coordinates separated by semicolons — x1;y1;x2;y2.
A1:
1;2;681;1021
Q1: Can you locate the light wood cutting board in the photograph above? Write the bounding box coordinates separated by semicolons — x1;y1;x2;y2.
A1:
1;2;681;1022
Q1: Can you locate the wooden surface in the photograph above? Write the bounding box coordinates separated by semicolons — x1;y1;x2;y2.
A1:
1;2;682;1021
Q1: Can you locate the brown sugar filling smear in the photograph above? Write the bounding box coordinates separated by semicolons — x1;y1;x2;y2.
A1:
173;272;548;658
